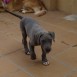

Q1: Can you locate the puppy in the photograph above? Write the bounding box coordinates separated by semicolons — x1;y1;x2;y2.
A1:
5;10;55;66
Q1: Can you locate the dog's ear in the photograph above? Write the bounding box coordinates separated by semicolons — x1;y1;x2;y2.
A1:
48;32;55;42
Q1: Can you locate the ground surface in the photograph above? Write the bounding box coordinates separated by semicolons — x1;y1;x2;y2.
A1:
0;11;77;77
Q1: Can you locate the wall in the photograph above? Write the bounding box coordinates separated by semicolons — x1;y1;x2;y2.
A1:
42;0;57;10
43;0;77;14
0;1;1;4
72;0;77;14
57;0;77;14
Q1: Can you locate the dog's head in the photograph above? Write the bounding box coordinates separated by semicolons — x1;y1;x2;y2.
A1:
39;32;55;53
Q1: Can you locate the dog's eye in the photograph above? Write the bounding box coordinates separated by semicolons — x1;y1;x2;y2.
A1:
48;39;52;43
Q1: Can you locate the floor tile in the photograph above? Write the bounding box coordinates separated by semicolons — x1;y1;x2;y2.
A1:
67;71;77;77
0;33;22;55
24;59;71;77
0;57;19;77
55;47;77;68
5;70;32;77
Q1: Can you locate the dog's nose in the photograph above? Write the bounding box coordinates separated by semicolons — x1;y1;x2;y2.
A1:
46;48;51;52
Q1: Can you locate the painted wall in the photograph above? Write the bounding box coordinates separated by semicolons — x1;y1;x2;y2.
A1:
43;0;57;10
43;0;77;14
72;0;77;14
57;0;77;14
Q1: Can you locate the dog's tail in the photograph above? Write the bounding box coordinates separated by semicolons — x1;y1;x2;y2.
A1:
5;9;23;19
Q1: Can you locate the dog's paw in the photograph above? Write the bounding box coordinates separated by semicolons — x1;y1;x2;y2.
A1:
25;52;30;55
31;54;36;60
34;10;47;16
22;10;26;13
42;61;50;66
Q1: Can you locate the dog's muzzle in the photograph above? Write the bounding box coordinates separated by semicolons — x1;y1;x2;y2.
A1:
45;47;51;53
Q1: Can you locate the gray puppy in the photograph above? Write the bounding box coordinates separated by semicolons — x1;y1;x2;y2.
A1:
5;10;55;65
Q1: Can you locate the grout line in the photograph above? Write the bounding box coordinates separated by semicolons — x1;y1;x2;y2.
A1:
50;45;76;69
2;69;19;77
12;37;21;42
64;69;77;77
37;19;77;35
53;46;72;58
51;56;73;69
6;58;36;77
50;56;77;77
1;13;77;35
50;47;77;77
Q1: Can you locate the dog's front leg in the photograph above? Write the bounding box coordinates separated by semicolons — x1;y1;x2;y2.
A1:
29;41;36;60
41;48;49;66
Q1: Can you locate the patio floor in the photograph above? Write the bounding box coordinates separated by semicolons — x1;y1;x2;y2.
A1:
0;11;77;77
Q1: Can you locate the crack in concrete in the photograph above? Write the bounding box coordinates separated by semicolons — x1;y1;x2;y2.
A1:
0;48;23;58
61;41;70;45
72;44;77;47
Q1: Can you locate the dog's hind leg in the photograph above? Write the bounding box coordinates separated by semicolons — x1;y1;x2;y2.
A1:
20;24;30;55
21;6;34;13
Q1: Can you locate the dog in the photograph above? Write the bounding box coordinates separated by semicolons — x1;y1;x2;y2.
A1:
22;0;47;16
5;10;55;66
2;0;47;16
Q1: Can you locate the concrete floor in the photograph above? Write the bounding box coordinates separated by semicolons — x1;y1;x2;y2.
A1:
0;11;77;77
